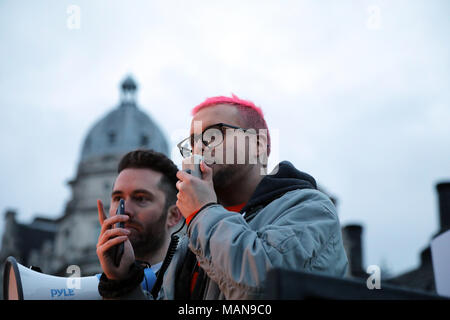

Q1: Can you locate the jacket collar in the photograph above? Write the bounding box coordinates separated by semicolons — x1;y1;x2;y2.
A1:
241;161;317;217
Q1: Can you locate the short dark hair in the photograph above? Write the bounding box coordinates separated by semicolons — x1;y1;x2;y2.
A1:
118;149;179;210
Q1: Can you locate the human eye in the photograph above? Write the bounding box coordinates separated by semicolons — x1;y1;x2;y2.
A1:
111;195;121;202
190;134;202;148
203;127;223;147
134;194;150;205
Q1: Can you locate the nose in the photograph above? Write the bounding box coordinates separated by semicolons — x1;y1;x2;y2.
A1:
122;198;135;219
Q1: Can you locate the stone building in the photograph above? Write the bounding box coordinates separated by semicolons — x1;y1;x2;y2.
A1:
386;182;450;292
341;182;450;294
0;76;169;282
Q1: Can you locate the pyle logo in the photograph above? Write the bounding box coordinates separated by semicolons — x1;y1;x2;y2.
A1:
366;265;381;290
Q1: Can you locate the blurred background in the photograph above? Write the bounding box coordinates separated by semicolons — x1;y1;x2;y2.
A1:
0;0;449;294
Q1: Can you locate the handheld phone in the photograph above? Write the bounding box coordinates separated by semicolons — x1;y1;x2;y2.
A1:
112;199;125;267
182;154;203;178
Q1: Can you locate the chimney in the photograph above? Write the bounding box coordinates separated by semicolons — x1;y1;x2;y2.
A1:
342;224;365;277
436;182;450;235
4;209;17;225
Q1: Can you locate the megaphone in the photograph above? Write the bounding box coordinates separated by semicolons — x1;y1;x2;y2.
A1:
3;256;156;300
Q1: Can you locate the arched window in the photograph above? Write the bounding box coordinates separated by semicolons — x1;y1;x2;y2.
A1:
141;135;149;146
108;131;116;145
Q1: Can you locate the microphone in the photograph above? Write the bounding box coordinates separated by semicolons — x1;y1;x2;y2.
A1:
182;154;203;178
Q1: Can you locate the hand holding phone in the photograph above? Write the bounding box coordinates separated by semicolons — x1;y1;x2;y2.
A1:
112;199;125;267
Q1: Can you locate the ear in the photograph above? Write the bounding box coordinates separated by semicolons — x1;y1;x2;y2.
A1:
256;131;269;166
166;204;183;228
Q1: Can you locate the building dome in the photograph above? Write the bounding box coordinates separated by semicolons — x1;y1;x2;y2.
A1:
80;76;169;162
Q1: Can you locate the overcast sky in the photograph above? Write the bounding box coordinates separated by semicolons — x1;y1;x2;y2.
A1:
1;0;449;276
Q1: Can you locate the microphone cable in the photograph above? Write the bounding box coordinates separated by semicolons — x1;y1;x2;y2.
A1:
150;219;185;299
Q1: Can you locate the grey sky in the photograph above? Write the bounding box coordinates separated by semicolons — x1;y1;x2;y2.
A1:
0;0;449;276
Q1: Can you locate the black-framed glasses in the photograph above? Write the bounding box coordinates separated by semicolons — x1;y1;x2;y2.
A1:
176;123;256;158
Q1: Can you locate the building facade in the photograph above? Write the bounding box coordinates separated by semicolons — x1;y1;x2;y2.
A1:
0;76;169;281
341;182;450;294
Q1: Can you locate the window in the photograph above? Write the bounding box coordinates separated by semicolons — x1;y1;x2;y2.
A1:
108;131;116;145
141;135;149;146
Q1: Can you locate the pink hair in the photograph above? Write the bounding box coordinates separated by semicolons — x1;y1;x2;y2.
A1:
191;94;271;156
191;94;264;118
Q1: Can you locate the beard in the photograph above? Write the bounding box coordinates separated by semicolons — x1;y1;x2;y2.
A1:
212;163;251;192
128;209;168;259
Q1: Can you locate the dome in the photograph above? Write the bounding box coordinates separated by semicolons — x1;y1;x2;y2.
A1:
80;76;169;162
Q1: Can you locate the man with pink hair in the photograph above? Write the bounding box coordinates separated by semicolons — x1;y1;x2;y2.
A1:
97;94;348;300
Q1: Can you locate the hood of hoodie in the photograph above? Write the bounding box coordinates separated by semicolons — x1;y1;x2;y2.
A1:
241;161;317;215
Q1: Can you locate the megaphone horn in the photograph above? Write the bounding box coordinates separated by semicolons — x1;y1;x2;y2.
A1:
3;256;156;300
3;256;101;300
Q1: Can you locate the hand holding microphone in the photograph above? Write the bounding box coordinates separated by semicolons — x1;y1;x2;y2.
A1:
176;155;217;219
